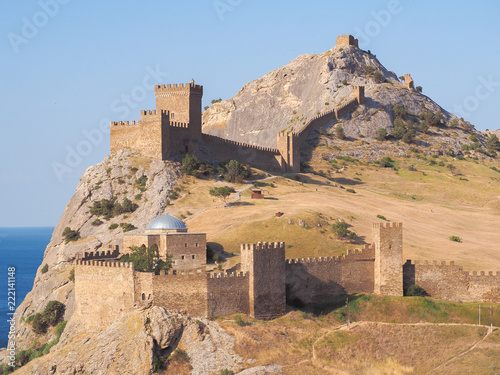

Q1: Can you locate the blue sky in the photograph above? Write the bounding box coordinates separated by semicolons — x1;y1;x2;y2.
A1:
1;0;499;227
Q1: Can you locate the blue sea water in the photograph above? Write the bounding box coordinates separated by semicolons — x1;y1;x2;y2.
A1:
0;227;53;348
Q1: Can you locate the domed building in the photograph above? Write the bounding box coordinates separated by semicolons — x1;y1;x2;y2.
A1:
122;213;206;271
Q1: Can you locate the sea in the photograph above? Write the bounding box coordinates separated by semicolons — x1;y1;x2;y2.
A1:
0;227;53;348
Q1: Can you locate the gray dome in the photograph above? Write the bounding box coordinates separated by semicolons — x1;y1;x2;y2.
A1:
146;214;186;230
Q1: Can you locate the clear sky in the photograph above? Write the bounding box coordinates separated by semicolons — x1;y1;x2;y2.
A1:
1;0;499;227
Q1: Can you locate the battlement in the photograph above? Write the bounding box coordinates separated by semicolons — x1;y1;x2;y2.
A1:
74;260;134;269
111;120;140;126
170;121;189;128
407;260;457;267
335;98;358;118
155;81;203;94
466;271;500;277
373;222;403;229
286;244;375;265
140;109;168;117
202;133;279;153
296;109;337;137
241;242;286;251
78;249;120;260
208;272;247;279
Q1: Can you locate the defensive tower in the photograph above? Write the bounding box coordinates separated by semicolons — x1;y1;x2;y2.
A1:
241;242;286;319
373;222;403;296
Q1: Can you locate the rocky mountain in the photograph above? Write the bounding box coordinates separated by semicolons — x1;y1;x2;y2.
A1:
202;44;490;158
9;149;181;356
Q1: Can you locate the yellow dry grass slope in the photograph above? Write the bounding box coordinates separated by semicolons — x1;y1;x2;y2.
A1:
168;154;500;271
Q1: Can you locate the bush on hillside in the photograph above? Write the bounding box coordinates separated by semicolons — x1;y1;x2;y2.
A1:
405;285;427;297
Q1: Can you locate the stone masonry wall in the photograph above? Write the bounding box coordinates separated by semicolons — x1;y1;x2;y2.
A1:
404;260;500;303
74;261;135;329
241;242;286;319
373;222;403;296
152;272;208;317
207;272;249;318
285;245;375;304
202;133;283;171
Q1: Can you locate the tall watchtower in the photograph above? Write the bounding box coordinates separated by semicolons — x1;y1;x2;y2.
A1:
373;222;403;296
154;79;203;139
241;242;286;319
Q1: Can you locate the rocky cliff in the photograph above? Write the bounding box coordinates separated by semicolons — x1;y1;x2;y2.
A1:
9;149;181;357
202;44;488;158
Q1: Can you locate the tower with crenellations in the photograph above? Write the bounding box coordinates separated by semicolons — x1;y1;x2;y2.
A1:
373;222;403;296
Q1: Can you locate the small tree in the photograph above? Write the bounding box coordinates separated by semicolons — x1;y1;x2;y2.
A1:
62;227;80;244
42;301;65;326
335;125;346;140
181;154;201;176
223;160;250;183
373;70;383;83
209;186;235;205
376;128;387;141
120;244;173;273
486;134;500;152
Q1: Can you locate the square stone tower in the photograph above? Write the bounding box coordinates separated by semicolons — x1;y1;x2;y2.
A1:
373;222;403;296
241;242;286;319
154;79;203;139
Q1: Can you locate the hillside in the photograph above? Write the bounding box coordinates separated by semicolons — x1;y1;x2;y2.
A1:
202;44;492;160
3;39;500;374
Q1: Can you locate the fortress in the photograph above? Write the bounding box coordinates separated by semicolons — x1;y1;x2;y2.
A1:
76;35;500;326
109;36;370;173
74;217;500;328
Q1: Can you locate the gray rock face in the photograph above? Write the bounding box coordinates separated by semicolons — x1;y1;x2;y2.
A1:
10;149;181;352
202;44;494;157
13;307;244;375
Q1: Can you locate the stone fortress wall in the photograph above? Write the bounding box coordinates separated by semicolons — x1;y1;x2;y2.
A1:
74;222;500;328
109;38;369;173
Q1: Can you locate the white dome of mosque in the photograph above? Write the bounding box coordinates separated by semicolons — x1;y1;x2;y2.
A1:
146;214;187;231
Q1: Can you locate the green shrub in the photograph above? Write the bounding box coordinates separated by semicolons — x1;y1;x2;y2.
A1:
89;198;137;218
120;223;137;232
407;165;417;171
335;125;346;140
41;264;48;274
449;235;462;243
31;313;48;334
219;369;235;375
234;315;245;326
209;186;235;204
55;320;67;338
341;79;347;85
109;223;119;230
42;301;65;326
134;194;142;201
456;155;465;161
91;218;102;226
406;285;427;297
376;128;387;141
62;227;80;244
68;268;74;282
373;70;383;83
222;160;251;183
376;214;386;220
346;188;356;194
332;221;356;240
120;245;172;273
181;154;201;176
379;156;395;168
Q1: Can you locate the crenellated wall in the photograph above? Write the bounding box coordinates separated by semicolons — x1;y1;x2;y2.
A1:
74;260;136;329
241;242;286;319
202;133;284;171
285;245;375;304
207;272;249;318
403;260;500;303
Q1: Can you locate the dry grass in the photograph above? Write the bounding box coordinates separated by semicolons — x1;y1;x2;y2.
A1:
218;297;500;375
169;156;500;271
